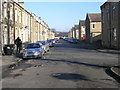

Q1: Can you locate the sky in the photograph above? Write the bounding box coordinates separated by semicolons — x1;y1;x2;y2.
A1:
24;2;104;32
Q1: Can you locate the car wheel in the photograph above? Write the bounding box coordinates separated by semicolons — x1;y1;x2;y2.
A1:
42;51;45;55
39;54;44;59
47;49;50;52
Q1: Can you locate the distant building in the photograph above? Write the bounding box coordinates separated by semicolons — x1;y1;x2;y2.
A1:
71;27;75;38
74;25;80;40
68;24;82;40
55;32;68;38
85;13;102;43
101;1;120;49
79;20;85;40
69;25;79;40
68;30;72;38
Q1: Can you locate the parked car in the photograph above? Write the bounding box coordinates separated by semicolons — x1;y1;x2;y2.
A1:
47;39;54;47
67;38;72;42
51;39;56;43
37;40;50;53
54;38;59;42
20;42;31;53
22;43;44;59
70;38;78;44
63;38;68;41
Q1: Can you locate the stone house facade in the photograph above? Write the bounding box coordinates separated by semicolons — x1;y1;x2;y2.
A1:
2;1;55;45
101;1;120;49
85;13;102;43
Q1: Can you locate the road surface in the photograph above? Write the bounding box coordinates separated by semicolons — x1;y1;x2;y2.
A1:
2;39;119;88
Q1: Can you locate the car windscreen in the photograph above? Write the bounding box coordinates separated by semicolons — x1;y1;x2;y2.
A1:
73;39;77;41
41;41;45;45
27;43;40;49
37;41;45;45
47;40;51;43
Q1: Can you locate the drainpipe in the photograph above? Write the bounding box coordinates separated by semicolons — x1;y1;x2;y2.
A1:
118;2;120;49
30;16;31;42
109;2;111;48
0;0;3;54
13;2;15;43
7;0;10;44
71;29;73;38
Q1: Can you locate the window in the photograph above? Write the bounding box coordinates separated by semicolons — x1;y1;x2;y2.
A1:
112;28;117;41
107;12;109;22
102;9;104;23
92;24;95;29
112;5;116;20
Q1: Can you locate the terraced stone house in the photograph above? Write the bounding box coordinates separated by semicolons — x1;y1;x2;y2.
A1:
79;20;85;40
85;13;102;43
101;1;120;49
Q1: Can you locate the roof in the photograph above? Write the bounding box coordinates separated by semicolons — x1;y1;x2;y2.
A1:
101;1;120;9
100;2;108;9
88;13;101;22
79;20;85;26
74;25;79;30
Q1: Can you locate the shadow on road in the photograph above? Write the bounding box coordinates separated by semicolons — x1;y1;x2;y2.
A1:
41;59;110;69
51;73;91;81
14;53;23;58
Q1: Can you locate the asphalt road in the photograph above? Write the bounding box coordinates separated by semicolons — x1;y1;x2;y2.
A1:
2;39;119;88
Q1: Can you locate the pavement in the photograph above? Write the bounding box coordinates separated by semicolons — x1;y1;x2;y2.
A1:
2;53;22;71
95;46;120;79
96;48;120;78
110;66;120;81
82;41;120;78
78;41;120;80
96;49;120;54
82;41;120;54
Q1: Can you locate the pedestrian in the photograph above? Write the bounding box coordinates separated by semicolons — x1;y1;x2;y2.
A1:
14;37;22;53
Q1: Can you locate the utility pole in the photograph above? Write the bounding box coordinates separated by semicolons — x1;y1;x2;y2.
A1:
7;0;10;44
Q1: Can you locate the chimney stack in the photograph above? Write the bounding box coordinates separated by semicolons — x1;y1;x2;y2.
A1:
18;2;24;8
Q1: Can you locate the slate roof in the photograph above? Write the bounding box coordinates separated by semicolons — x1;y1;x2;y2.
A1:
79;20;85;26
88;13;101;22
74;25;79;30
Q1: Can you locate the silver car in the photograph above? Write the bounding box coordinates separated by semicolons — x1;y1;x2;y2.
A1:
37;40;50;53
22;43;44;59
